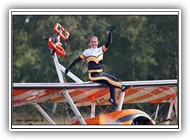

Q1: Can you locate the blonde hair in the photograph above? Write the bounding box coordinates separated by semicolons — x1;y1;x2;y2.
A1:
88;35;99;43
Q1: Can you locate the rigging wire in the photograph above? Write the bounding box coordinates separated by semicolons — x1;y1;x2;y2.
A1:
32;53;49;82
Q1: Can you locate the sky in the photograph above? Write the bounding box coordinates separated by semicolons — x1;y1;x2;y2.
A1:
1;0;188;139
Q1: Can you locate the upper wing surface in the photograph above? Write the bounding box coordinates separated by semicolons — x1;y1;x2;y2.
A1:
12;80;177;107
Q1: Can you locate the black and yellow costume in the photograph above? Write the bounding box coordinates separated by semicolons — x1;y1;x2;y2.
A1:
65;29;128;107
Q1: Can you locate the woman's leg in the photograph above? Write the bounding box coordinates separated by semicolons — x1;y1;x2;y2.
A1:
89;72;122;89
89;72;120;109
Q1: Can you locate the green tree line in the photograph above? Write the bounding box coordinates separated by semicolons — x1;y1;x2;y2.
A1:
13;15;178;83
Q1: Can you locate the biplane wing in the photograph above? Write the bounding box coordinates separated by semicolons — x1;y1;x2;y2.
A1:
12;80;178;125
13;79;177;107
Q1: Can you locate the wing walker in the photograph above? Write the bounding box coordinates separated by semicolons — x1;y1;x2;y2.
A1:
12;23;178;126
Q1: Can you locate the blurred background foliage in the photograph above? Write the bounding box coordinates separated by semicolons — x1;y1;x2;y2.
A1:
12;15;178;83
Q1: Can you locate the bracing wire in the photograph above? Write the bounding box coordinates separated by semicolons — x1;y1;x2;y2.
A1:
32;53;49;82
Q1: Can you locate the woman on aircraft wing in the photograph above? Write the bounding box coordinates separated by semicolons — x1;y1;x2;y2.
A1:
65;25;129;110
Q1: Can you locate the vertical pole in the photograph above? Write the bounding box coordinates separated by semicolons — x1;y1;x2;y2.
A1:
117;91;125;111
63;91;86;124
52;54;64;117
52;102;57;117
166;99;174;124
154;104;160;121
53;52;86;124
174;97;178;119
91;101;96;118
33;103;56;124
53;53;64;83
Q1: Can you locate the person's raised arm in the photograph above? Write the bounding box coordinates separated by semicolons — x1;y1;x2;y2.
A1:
105;25;116;48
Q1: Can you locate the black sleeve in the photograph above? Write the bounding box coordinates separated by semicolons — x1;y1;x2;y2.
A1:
67;57;82;70
105;32;112;48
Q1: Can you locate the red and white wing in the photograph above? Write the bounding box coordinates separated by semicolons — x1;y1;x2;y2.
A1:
12;80;177;107
13;82;107;107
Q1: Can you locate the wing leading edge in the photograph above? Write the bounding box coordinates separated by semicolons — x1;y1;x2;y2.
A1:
12;80;177;107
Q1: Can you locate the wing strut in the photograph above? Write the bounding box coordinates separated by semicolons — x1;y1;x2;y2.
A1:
154;104;160;121
52;52;86;124
166;97;178;124
33;103;56;124
117;91;125;111
91;101;96;118
63;91;86;124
